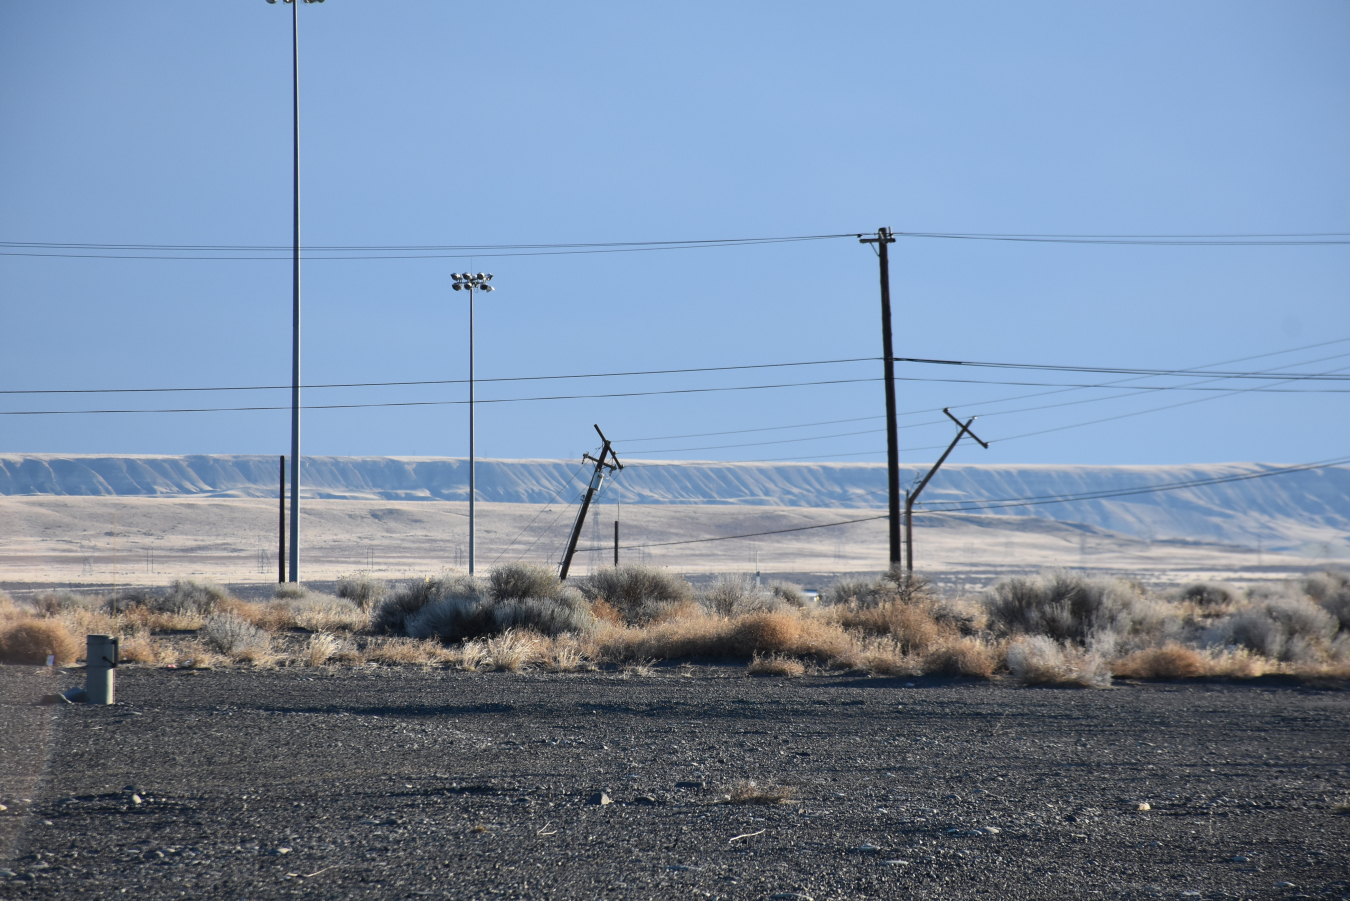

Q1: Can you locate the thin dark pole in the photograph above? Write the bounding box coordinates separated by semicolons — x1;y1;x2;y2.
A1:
288;0;301;583
279;455;286;583
614;520;619;566
877;228;901;568
468;285;476;575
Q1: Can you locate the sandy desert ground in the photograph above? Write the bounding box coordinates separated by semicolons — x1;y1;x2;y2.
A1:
0;496;1333;597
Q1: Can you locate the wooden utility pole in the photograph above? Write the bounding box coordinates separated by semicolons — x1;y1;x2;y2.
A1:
559;424;623;580
905;408;988;572
860;227;900;567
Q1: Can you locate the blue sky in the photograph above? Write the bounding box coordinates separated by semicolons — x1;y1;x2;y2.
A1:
2;2;1347;467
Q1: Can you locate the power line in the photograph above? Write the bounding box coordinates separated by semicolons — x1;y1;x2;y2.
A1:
0;376;882;416
0;233;857;261
896;356;1350;381
577;513;890;552
894;231;1350;246
918;456;1350;514
0;356;877;396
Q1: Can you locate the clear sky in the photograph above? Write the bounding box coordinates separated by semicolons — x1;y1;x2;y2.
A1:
2;2;1347;467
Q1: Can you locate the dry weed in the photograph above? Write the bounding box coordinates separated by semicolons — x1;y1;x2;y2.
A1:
722;780;796;805
303;633;342;667
1113;643;1207;680
363;637;453;667
747;654;806;677
924;638;999;678
117;634;167;665
1006;635;1112;688
484;630;540;672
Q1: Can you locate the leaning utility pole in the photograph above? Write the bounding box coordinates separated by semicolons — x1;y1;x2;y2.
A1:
905;408;988;572
860;227;900;568
559;424;622;581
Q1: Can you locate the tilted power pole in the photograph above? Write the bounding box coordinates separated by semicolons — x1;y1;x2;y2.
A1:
859;227;900;568
559;424;622;581
905;408;988;572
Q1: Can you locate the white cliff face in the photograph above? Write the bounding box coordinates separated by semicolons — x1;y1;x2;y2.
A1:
0;454;1346;552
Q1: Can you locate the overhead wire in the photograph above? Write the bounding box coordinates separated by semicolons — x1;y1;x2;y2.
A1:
488;460;591;567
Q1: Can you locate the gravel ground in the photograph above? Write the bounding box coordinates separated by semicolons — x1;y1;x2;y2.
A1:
1;665;1348;900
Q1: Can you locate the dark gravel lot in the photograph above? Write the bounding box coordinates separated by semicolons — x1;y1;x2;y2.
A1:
2;665;1348;900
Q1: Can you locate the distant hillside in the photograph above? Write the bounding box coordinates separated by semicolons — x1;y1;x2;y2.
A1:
1;454;1346;554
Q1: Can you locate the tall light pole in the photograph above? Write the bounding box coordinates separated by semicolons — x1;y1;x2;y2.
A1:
452;272;494;575
266;0;323;582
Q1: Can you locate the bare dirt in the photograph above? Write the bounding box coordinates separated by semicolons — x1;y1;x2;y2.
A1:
1;665;1348;900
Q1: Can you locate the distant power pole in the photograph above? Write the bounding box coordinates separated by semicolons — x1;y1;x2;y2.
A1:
860;227;900;568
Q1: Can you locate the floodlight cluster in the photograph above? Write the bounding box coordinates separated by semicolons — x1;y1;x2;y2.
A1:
452;272;495;293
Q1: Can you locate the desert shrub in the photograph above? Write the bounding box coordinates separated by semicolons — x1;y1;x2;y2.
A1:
576;565;694;624
700;575;780;616
984;570;1162;645
200;613;271;657
493;590;597;637
1005;635;1111;687
1303;570;1350;631
336;572;389;612
404;595;494;641
288;594;367;632
923;638;998;678
825;577;879;607
1215;596;1339;662
1112;643;1207;679
0;618;81;665
1177;582;1235;609
373;574;487;635
152;579;231;616
274;583;308;600
489;562;562;602
768;581;810;608
748;653;807;677
837;599;947;653
33;589;98;616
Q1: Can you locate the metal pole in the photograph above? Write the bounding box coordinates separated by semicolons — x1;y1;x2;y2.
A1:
905;488;913;573
614;520;619;566
287;0;302;582
278;455;286;583
468;284;476;575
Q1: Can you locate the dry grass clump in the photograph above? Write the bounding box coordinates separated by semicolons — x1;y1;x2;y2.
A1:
984;570;1164;646
723;780;796;805
747;653;807;677
924;638;999;678
302;633;344;666
576;565;694;624
0;618;81;665
363;636;455;666
116;633;168;665
1006;635;1112;688
336;572;389;612
1113;643;1208;679
274;583;308;600
594;607;852;665
200;613;271;659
